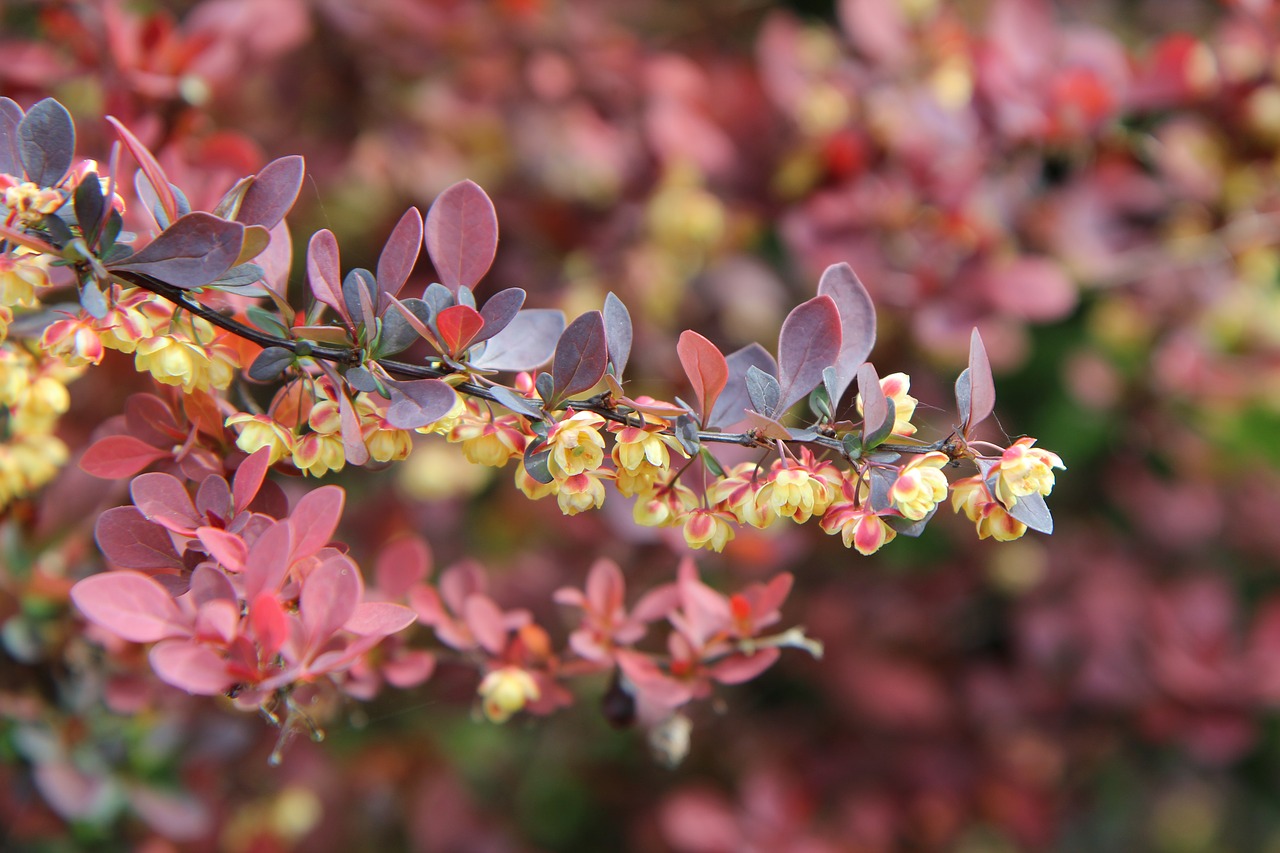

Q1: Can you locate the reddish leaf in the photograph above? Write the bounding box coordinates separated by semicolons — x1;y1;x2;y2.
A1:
94;506;183;570
424;179;499;292
250;592;289;658
376;207;423;302
464;595;508;656
290;485;345;561
232;447;272;514
196;527;248;572
708;344;777;430
306;229;351;327
345;602;417;636
194;475;232;522
436;304;485;356
149;640;234;695
337;389;370;466
71;571;187;643
106;115;178;225
776;295;842;414
109;213;246;290
677;331;729;427
124;393;182;445
189;564;236;607
130;472;201;534
375;536;432;598
80;435;169;479
551;310;607;405
710;649;781;684
817;262;876;403
235;155;304;230
301;555;361;647
242;520;293;601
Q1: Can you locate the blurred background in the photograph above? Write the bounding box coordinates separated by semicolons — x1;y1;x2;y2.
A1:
4;0;1280;850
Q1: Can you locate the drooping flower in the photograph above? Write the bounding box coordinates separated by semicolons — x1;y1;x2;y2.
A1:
819;502;897;555
681;508;736;553
226;413;295;465
993;438;1065;507
952;475;1027;541
545;410;607;478
889;451;950;520
477;665;541;723
856;371;919;437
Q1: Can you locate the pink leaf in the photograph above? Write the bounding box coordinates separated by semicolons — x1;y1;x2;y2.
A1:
375;537;432;598
776;294;842;414
306;229;351;327
196;527;248;572
194;475;232;522
71;571;187;643
338;389;370;466
235;155;304;230
616;650;693;709
585;558;626;615
79;435;169;479
376;206;423;302
424;179;498;292
149;640;234;695
962;328;996;433
464;595;508;656
677;331;729;427
344;602;417;636
242;519;293;600
383;650;436;688
106;115;178;225
194;599;239;644
301;555;362;648
289;485;345;561
131;472;201;534
710;649;780;684
250;593;289;659
232;447;272;514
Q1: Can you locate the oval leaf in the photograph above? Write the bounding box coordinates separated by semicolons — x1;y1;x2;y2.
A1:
436;304;485;356
385;379;459;430
109;212;245;289
551;310;607;405
472;287;525;346
71;572;186;643
18;98;75;186
424;179;498;292
0;98;24;177
149;640;234;695
776;294;841;415
80;435;169;479
376;207;423;302
857;362;893;449
677;331;728;427
603;292;633;378
709;343;777;430
306;229;351;326
817;262;876;403
964;328;996;433
106;115;178;225
290;485;346;561
94;506;183;570
235;155;304;230
470;309;565;372
301;555;361;647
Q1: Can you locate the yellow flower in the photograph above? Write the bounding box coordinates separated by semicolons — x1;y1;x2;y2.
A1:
819;503;897;555
449;413;528;467
682;508;735;552
226;413;295;465
756;465;832;524
515;461;558;501
633;479;697;527
2;182;63;227
556;472;606;515
546;411;606;478
478;666;541;723
707;462;774;529
413;391;465;436
293;431;346;477
133;335;212;393
890;452;950;521
40;317;104;366
0;305;10;342
994;438;1065;507
952;475;1027;542
0;252;49;308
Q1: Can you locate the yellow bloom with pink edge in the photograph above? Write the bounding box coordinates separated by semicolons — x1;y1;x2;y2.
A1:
0;252;49;308
293;431;346;477
556;471;606;515
994;438;1065;508
226;413;295;465
890;452;950;521
819;502;897;555
133;335;212;393
478;666;541;723
682;508;735;552
546;411;606;478
856;372;919;437
756;465;832;524
952;475;1027;541
40;317;104;366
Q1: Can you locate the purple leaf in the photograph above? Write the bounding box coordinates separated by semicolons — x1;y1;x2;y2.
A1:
677;331;728;427
71;571;186;643
472;288;526;346
149;640;234;695
195;475;232;522
964;328;996;433
385;378;459;430
109;212;245;289
376;207;423;303
603;292;633;377
18;98;75;187
131;472;201;534
745;366;781;418
338;389;370;466
817;262;876;403
301;555;362;648
107;115;178;225
470;309;565;372
306;229;351;327
424;179;499;292
776;295;842;414
235;155;304;230
80;435;169;479
189;564;236;608
1007;491;1054;534
858;363;892;448
125;394;180;445
290;485;345;561
709;343;777;430
196;527;248;572
0;98;24;177
94;506;183;570
242;520;293;601
551;310;607;404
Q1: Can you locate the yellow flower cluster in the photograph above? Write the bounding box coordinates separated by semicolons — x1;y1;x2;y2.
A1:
0;344;79;508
